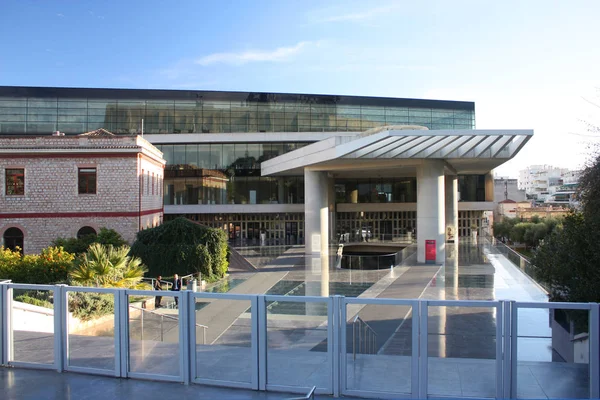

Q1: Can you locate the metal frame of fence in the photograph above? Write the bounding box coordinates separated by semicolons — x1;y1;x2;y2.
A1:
1;282;599;399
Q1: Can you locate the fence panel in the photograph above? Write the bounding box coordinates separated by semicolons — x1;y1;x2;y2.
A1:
511;302;598;399
190;292;258;389
64;286;118;376
341;297;418;399
263;295;333;394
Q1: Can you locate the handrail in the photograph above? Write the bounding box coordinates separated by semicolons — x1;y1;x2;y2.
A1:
352;315;377;360
142;278;173;290
286;386;316;400
484;235;549;293
129;305;208;344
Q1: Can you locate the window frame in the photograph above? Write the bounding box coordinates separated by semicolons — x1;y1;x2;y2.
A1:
5;168;25;196
78;167;97;195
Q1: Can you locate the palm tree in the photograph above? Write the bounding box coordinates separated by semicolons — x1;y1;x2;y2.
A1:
69;243;149;289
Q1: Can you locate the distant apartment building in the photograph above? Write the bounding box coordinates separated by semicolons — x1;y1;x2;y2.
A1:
0;130;165;254
518;165;578;204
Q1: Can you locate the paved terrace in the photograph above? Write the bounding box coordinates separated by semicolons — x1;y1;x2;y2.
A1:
2;240;591;399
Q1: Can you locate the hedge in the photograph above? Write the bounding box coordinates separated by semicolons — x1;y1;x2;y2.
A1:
129;217;229;279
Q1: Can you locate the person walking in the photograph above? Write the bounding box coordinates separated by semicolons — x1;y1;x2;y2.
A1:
153;275;163;308
172;273;182;307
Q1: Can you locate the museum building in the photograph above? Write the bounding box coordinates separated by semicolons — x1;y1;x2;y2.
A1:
0;86;532;260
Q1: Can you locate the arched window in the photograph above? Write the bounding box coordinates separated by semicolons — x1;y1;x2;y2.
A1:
3;227;24;253
77;226;97;239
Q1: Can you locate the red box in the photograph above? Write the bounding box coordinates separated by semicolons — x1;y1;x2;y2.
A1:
425;240;436;263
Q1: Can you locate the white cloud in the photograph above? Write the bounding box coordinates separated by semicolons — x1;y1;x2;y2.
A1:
315;4;400;23
195;42;311;66
56;13;64;18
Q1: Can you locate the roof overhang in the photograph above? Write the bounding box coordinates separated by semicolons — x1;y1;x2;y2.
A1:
261;129;533;177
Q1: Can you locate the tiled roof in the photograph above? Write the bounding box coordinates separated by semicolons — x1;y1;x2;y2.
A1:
78;128;115;137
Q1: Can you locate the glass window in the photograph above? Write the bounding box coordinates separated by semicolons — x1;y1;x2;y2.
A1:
185;144;199;167
78;168;97;194
198;144;211;169
173;145;186;165
209;144;223;169
5;168;24;195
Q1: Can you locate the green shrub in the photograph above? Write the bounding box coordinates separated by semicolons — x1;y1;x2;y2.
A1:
130;217;229;279
0;246;73;284
69;291;114;321
53;228;128;255
69;243;149;289
15;291;54;309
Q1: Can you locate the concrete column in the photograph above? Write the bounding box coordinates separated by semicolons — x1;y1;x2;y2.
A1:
416;160;445;263
304;169;329;254
445;175;458;243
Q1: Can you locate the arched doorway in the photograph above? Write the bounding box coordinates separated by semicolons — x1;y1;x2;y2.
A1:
77;226;97;239
3;227;24;253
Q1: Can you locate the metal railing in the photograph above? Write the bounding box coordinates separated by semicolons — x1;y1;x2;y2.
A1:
142;278;172;291
485;236;549;292
0;282;598;399
352;315;377;360
129;305;207;344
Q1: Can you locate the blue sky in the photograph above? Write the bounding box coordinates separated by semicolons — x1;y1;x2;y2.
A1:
1;0;599;177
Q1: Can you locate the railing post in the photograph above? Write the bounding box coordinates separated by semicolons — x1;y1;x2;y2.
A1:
258;295;267;391
495;301;504;399
119;289;129;378
418;300;428;399
590;303;599;399
332;295;341;398
179;290;190;385
251;295;259;390
410;300;419;399
510;301;518;399
54;284;67;373
0;282;10;366
502;300;512;399
340;297;347;394
113;288;121;377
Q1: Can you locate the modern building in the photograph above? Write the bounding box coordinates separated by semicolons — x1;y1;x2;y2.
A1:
0;86;532;261
518;165;572;203
0;129;165;254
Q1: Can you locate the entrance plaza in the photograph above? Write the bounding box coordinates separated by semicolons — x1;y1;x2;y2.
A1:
1;239;598;399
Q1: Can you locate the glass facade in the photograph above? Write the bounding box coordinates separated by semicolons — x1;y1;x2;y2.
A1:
335;178;417;203
459;175;486;202
156;143;307;205
0;86;489;241
0;87;475;135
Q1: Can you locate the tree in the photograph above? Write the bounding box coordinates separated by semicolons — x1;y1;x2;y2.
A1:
532;148;600;304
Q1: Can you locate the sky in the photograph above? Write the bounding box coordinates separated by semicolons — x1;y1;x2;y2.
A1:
1;0;599;178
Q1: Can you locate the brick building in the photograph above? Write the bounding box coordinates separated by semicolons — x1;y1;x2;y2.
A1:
0;129;165;254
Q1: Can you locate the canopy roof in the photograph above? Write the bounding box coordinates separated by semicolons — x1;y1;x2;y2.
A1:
261;129;533;177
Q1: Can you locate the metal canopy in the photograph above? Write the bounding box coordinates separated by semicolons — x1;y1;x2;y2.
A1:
261;129;533;176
